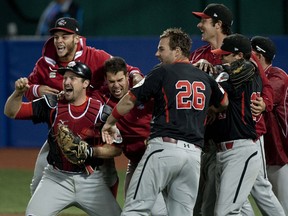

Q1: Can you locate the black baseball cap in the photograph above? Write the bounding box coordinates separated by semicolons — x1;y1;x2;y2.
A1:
49;17;80;34
211;34;251;55
251;36;276;61
192;3;233;27
58;61;91;80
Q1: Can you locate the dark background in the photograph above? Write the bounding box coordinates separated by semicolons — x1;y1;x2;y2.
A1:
0;0;288;37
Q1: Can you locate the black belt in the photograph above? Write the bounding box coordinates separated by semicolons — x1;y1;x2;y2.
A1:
162;137;201;149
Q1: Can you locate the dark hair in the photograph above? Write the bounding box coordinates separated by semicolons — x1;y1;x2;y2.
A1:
104;57;128;75
211;18;232;35
230;52;251;61
160;28;192;58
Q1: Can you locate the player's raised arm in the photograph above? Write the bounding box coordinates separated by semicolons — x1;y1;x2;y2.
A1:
4;77;30;118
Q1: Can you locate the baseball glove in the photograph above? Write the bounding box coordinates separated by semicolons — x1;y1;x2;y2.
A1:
56;123;93;165
229;59;256;89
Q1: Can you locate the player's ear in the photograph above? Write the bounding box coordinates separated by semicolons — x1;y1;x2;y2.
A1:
215;20;223;30
83;79;90;88
175;46;182;57
74;34;80;44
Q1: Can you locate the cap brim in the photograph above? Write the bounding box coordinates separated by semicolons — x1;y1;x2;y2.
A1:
49;27;75;34
57;68;69;76
211;49;232;55
192;12;211;19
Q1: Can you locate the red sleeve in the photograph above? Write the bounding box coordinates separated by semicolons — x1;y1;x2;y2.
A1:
24;58;63;101
15;103;33;119
267;67;287;105
127;64;143;88
24;62;41;101
127;64;142;77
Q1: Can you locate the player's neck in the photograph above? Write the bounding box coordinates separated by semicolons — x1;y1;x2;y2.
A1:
263;63;272;72
175;56;189;63
71;95;88;107
210;33;227;50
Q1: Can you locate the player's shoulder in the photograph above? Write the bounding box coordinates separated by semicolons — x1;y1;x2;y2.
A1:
191;44;211;53
190;44;212;58
268;66;288;78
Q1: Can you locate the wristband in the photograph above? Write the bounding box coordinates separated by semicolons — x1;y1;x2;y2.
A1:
112;107;124;120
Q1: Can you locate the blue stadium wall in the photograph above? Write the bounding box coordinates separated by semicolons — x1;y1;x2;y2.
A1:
0;36;287;148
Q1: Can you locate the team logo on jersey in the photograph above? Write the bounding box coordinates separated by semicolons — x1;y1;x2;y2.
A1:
49;66;57;78
49;72;56;78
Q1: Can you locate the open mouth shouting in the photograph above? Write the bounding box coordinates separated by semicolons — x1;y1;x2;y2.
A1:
64;85;73;98
57;45;66;55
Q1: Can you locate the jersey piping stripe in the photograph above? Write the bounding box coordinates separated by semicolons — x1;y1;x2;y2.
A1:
233;150;258;203
133;149;164;199
162;87;169;123
259;139;267;178
241;92;246;124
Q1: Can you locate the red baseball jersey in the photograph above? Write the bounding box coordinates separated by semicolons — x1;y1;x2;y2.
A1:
92;87;153;163
16;97;103;172
24;36;141;101
189;44;222;65
263;65;288;165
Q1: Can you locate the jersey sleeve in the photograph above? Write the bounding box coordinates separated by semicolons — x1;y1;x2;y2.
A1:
210;78;228;108
15;97;52;124
268;68;287;105
24;62;42;101
15;102;33;119
130;66;163;103
31;98;53;124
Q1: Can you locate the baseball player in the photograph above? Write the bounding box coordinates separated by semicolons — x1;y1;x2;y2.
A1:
190;3;233;74
189;4;234;215
26;17;143;195
4;62;122;215
190;4;277;215
251;36;288;215
208;34;265;215
92;56;167;215
101;28;228;216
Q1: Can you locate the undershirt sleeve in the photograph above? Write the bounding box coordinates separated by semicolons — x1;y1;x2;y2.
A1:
15;103;33;120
